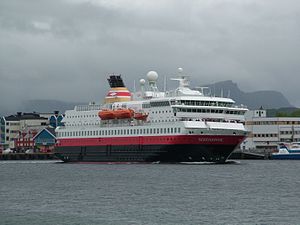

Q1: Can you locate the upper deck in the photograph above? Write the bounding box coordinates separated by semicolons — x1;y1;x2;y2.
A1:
58;68;248;130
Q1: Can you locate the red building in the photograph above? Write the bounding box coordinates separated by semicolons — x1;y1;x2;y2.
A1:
14;129;38;152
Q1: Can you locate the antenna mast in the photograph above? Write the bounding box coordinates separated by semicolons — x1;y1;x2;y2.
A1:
133;80;136;92
163;75;167;92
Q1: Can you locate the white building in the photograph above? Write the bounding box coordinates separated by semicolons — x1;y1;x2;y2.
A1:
241;108;300;151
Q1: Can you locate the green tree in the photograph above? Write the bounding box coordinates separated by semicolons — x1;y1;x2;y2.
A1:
290;109;300;117
276;112;288;117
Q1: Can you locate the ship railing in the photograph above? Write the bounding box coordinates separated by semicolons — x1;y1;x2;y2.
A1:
178;117;244;124
75;104;102;111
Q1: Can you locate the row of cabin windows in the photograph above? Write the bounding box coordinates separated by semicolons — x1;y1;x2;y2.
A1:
254;133;278;138
58;127;181;137
67;122;100;126
177;108;243;115
280;130;300;135
249;121;300;125
151;110;172;114
150;101;170;107
66;114;98;119
176;100;233;107
153;119;177;123
253;132;300;137
142;103;151;108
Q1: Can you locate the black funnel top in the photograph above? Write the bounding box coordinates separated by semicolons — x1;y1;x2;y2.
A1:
107;75;125;88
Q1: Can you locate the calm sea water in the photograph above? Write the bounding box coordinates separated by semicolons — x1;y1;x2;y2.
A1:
0;160;299;225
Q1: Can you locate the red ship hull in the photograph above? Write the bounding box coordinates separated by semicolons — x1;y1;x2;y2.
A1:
55;134;246;163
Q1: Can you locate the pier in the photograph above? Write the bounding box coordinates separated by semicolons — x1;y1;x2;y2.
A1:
229;149;272;160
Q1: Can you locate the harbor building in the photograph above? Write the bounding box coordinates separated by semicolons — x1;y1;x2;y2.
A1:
14;128;38;151
0;112;48;149
0;112;63;150
33;127;56;153
241;108;300;151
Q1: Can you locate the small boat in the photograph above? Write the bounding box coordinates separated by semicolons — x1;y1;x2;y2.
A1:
113;108;134;119
98;109;115;120
134;112;148;120
271;142;300;160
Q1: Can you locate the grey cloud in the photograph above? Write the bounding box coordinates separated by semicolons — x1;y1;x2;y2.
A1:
0;0;300;113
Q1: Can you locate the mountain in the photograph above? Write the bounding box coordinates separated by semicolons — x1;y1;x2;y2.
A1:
0;81;294;117
266;107;299;117
205;80;293;109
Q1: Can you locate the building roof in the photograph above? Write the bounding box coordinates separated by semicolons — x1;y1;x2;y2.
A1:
33;127;56;140
4;112;48;121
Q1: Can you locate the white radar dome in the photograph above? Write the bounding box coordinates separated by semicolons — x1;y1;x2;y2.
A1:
147;71;158;81
178;67;183;73
139;79;146;85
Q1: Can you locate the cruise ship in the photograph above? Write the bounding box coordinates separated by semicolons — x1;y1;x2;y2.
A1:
55;68;248;163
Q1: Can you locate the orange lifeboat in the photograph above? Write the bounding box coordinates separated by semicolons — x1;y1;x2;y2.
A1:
113;108;134;119
134;112;148;121
98;109;115;120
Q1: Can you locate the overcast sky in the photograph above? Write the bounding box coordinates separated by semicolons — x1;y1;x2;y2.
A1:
1;0;300;111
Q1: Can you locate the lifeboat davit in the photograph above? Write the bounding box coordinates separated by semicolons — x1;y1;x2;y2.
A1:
134;112;148;121
114;108;134;119
98;109;115;120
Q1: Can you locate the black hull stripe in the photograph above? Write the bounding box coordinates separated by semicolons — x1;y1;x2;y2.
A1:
55;144;239;163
